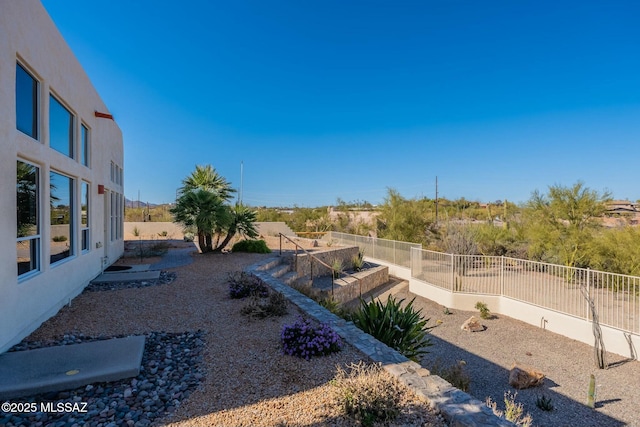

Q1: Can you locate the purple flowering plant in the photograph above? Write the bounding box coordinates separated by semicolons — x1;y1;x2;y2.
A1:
228;272;269;299
281;316;343;360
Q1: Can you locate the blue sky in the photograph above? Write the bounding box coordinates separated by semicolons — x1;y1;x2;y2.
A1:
42;0;640;207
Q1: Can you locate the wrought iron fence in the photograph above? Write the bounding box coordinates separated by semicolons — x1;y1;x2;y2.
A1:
411;248;640;334
327;232;421;268
327;232;639;335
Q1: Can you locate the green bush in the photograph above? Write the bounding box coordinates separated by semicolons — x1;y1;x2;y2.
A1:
232;239;271;253
475;301;492;319
52;235;67;242
352;295;433;362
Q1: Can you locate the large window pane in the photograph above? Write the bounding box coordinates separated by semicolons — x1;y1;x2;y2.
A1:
81;124;89;167
81;181;89;252
16;64;38;139
50;95;74;158
17;160;40;276
50;171;74;264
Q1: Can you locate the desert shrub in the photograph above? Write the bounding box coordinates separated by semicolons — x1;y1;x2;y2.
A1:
430;359;471;391
535;394;554;411
281;316;342;359
332;362;403;426
231;239;271;253
241;291;288;318
331;258;343;279
228;272;269;299
352;295;432;362
486;391;533;427
352;251;365;271
149;241;169;256
475;301;492;319
52;235;67;242
319;297;352;319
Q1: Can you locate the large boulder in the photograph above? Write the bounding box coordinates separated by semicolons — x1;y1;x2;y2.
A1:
509;363;545;389
461;316;485;332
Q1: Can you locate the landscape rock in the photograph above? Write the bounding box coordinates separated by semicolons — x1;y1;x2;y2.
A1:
461;316;485;332
509;363;545;389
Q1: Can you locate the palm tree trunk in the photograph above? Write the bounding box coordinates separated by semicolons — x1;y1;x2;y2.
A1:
197;231;207;253
204;233;213;252
214;231;236;252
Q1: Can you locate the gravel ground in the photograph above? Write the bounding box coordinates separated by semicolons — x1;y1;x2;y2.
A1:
379;283;640;427
7;243;445;427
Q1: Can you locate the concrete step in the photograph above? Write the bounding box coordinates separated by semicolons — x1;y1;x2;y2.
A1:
255;257;282;272
280;271;300;286
0;336;145;400
268;263;292;278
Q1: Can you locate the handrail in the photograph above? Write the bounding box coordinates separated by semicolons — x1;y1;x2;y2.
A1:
278;233;363;297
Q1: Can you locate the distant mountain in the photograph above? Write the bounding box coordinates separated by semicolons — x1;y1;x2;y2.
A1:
125;198;162;209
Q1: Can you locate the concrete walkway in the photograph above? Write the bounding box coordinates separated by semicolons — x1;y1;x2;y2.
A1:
150;246;198;271
0;336;145;400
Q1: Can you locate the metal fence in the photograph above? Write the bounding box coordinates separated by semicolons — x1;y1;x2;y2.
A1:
411;248;640;335
326;232;639;335
326;232;421;268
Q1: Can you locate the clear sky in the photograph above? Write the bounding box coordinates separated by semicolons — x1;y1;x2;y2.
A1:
41;0;640;207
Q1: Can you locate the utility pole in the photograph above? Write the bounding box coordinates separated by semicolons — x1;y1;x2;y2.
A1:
239;160;244;205
435;176;439;224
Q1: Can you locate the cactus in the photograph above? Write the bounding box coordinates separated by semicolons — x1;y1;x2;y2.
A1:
587;374;596;408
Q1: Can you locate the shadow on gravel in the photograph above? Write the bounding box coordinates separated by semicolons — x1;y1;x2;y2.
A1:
423;334;625;427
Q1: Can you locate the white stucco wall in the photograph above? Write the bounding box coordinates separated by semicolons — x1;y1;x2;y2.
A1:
0;0;124;352
409;278;640;359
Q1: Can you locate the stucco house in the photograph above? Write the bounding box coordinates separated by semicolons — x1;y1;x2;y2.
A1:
0;0;124;352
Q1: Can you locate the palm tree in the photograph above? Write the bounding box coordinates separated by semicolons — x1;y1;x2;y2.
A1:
214;204;259;252
179;164;236;202
170;189;230;252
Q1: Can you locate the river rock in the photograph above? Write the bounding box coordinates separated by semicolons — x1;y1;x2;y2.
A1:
461;316;485;332
509;363;545;389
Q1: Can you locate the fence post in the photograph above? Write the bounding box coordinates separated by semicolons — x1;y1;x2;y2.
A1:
501;256;505;296
586;268;591;321
451;253;455;292
394;240;397;265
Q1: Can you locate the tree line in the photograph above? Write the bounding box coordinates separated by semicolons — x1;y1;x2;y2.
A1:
256;183;640;277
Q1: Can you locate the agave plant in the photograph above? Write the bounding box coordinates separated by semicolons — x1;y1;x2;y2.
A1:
352;295;433;362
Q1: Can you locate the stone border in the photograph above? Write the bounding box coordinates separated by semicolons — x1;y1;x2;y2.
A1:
248;257;515;427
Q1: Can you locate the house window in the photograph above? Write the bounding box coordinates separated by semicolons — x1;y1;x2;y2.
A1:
81;181;90;252
50;171;74;264
17;160;40;277
110;192;123;241
81;124;89;167
16;63;39;139
49;95;74;158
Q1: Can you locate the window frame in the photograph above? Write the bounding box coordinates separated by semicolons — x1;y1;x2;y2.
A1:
49;94;75;159
16;62;40;140
49;170;75;265
17;159;41;280
81;123;90;167
81;181;90;253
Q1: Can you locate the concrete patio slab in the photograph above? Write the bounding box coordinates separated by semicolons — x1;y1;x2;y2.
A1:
0;335;145;400
92;270;160;283
104;264;151;273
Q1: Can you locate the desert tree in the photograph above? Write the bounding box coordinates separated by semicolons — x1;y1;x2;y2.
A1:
523;181;611;268
171;189;230;252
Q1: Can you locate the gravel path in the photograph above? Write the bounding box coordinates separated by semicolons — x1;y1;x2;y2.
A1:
379;282;640;427
5;245;445;427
